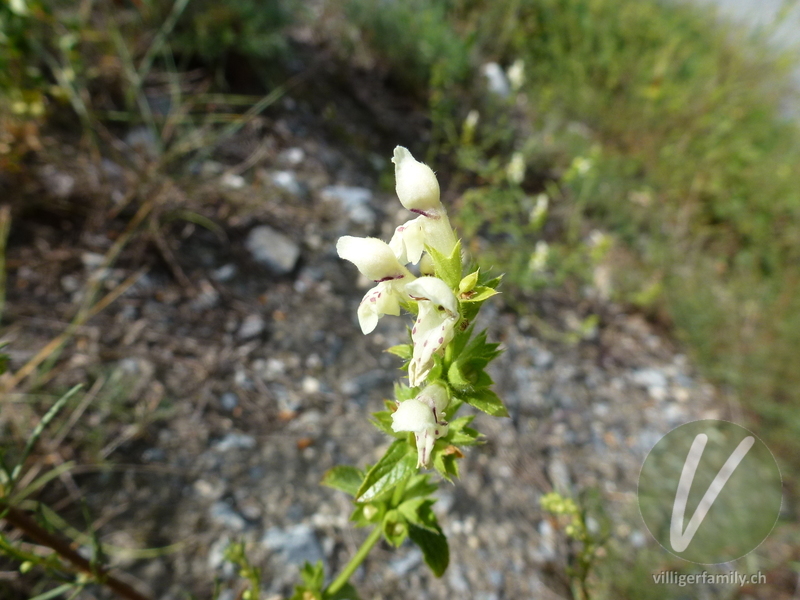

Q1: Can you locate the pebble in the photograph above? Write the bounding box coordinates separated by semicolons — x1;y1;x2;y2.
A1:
271;170;303;196
220;392;239;411
221;173;246;189
213;433;256;452
245;226;300;274
237;314;266;339
279;147;305;166
209;502;247;531
262;524;324;566
212;264;237;282
321;185;375;226
389;548;422;576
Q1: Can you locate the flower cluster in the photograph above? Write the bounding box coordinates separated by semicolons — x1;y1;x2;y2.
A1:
337;147;460;467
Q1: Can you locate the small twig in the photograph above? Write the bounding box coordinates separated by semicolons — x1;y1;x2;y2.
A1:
0;205;11;324
0;502;152;600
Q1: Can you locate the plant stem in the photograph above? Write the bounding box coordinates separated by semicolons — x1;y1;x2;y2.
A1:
0;502;151;600
325;526;382;596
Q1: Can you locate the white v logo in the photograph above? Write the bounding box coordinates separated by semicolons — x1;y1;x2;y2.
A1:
670;433;755;552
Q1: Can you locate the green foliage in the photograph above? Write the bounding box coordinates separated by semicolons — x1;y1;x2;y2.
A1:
344;0;472;92
355;439;417;502
223;541;261;600
168;0;293;65
322;465;365;497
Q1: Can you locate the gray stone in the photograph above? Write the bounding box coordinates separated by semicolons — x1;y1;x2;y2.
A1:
245;226;300;274
209;502;247;531
212;264;237;282
271;170;303;196
237;314;266;340
321;186;375;226
631;368;668;390
262;524;323;566
389;548;422;576
213;433;256;452
220;392;239;411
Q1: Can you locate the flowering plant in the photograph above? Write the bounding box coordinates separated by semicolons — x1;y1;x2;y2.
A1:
290;147;506;599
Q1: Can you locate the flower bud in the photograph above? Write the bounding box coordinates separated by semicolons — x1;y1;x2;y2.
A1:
392;146;441;212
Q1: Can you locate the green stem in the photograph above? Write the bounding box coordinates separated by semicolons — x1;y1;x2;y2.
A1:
325;526;382;596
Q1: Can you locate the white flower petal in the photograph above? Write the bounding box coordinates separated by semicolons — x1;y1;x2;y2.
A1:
392;147;441;213
356;281;403;334
389;218;426;265
408;299;458;387
405;277;458;316
391;398;435;432
337;236;408;281
417;382;450;419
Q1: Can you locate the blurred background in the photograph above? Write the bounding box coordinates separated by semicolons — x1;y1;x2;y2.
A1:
1;0;799;598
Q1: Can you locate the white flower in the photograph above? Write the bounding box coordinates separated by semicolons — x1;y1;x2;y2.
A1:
405;277;459;386
337;236;415;334
392;147;441;213
389;147;458;265
529;240;549;273
507;59;525;92
507;152;526;185
391;383;450;468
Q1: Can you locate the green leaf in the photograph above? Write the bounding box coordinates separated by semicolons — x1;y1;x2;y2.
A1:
386;344;412;360
401;473;438;501
398;498;440;534
301;561;326;590
426;241;462;288
355;440;417;502
394;383;417;401
370;410;404;438
445;416;482;446
408;521;449;577
322;466;364;497
463;388;509;417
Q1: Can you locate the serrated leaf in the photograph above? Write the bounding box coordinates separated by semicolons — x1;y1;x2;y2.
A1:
370;411;404;438
426;241;462;288
433;444;461;481
463;388;509;417
386;344;412;360
394;382;417;401
401;473;438;501
322;466;364;497
355;440;416;502
445;416;482;446
398;498;439;533
408;522;449;577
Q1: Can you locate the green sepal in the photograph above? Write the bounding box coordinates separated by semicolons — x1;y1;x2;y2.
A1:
386;343;412;360
458;270;480;295
461;387;509;417
394;382;418;401
350;502;384;527
432;441;460;481
321;466;364;497
355;440;417;502
382;508;408;547
459;285;499;303
426;241;462;289
408;520;449;577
